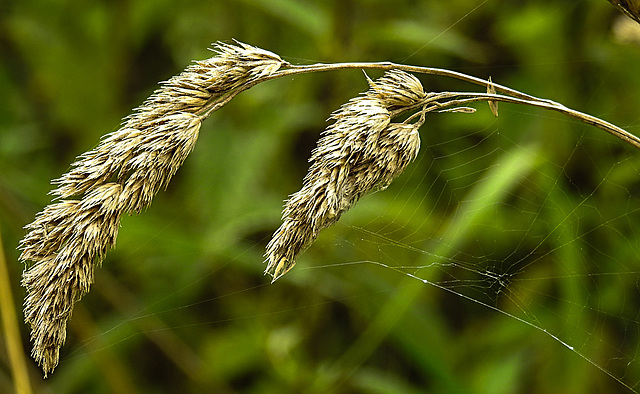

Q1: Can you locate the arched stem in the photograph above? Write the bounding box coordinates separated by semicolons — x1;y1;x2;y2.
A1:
197;61;640;150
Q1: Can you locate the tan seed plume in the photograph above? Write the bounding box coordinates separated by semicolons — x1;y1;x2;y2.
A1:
19;41;284;376
264;70;426;282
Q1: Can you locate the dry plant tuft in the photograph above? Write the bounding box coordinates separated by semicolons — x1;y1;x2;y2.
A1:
264;70;426;281
18;40;640;376
19;40;285;376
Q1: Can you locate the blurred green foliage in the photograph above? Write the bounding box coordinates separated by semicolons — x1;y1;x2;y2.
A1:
2;0;640;393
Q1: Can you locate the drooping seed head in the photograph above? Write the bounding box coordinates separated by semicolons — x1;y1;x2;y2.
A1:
20;40;281;376
265;70;426;282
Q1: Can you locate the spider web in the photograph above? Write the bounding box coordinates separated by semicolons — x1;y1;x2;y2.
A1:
307;107;640;392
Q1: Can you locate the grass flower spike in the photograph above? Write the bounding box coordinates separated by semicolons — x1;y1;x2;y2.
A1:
19;41;285;376
264;70;426;282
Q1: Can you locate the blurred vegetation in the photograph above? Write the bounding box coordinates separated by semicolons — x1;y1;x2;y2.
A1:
2;0;640;393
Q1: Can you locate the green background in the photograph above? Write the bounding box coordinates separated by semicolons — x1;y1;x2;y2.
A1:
2;0;640;393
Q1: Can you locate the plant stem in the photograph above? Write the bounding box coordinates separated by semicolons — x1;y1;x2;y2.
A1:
197;61;640;150
414;91;640;149
0;227;32;394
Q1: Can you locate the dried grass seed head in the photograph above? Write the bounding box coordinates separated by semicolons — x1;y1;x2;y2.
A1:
19;41;282;376
265;70;426;282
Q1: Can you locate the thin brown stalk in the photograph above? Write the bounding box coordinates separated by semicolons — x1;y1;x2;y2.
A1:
608;0;640;24
200;61;640;150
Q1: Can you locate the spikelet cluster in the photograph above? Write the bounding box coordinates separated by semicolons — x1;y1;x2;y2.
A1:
19;40;285;376
265;70;427;282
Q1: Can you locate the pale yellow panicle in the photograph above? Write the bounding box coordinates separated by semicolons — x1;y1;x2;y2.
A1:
19;41;285;376
264;70;426;282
